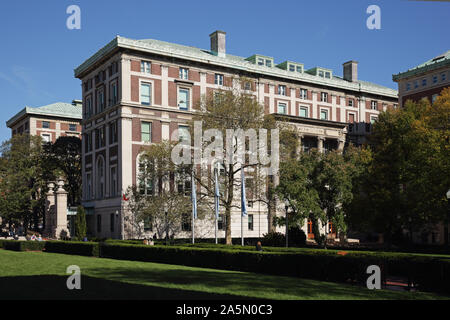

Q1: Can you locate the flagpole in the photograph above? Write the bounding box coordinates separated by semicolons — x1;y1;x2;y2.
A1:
191;169;196;245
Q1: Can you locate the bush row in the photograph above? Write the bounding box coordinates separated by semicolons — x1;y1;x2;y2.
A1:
0;240;45;251
2;239;449;293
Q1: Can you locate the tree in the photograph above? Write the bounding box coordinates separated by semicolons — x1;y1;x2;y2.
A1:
192;78;277;244
359;89;450;245
74;205;87;240
42;136;82;206
125;141;202;239
0;134;46;233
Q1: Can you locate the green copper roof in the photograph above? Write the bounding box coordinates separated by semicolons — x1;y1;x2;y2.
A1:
393;50;450;81
6;102;82;128
75;36;398;98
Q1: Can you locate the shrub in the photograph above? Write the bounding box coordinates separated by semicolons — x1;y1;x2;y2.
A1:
45;241;99;257
0;240;45;252
261;232;285;247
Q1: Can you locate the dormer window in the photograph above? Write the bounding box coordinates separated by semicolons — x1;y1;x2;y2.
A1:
257;58;264;66
265;60;272;67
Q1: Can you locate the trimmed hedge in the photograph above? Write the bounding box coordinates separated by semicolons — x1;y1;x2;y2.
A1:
44;241;99;257
98;242;450;294
0;240;45;252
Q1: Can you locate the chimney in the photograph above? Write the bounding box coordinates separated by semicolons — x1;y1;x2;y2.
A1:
343;60;358;82
210;30;226;58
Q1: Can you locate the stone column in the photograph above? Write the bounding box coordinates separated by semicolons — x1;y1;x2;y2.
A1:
44;182;55;237
296;133;303;157
338;139;345;152
54;178;70;239
318;136;325;153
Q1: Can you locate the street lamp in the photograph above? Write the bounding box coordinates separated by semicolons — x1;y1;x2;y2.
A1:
285;199;289;248
446;189;450;247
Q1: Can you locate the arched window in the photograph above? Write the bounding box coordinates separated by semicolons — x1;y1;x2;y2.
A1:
97;156;105;199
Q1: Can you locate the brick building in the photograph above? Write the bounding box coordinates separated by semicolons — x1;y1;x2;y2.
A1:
393;50;450;107
6;100;83;142
75;31;397;240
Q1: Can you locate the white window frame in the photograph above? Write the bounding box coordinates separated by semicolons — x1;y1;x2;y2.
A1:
277;102;287;114
371;101;378;110
179;67;189;80
215;74;224;86
141;61;151;74
299;106;309;118
320;109;328;120
141;121;152;143
278;85;286;96
178;125;190;143
178;87;191;111
300;89;307;100
42;133;51;143
348;98;354;107
140;81;152;106
321;92;328;102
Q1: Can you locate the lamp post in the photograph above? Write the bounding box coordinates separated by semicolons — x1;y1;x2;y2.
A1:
285;199;289;248
446;189;450;247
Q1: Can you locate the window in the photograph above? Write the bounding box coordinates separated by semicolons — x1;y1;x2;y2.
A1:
141;83;151;105
177;169;192;196
144;217;153;232
43;121;50;129
265;59;272;67
299;106;308;118
110;82;118;106
371;101;378;110
95;127;105;148
300;89;307;99
278;102;287;114
348;113;355;123
321;92;328;102
325;72;331;79
178;125;190;143
141;61;151;74
370;116;377;124
442;73;447;82
86;173;92;200
215;74;224;86
86;97;92;118
422;78;427;87
414;80;418;89
278;85;286;96
244;81;252;91
110;213;115;233
218;214;226;230
178;88;190;110
257;58;264;66
289;65;295;72
69;124;77;132
97;157;105;199
406;83;411;91
138;161;154;196
109;121;118;144
110;166;117;197
320;109;328;120
248;214;254;231
97;89;105;113
181;213;192;231
296;66;302;73
433;75;438;84
348;99;354;107
86;132;92;152
318;70;324;77
42;134;51;143
179;67;189;80
97;215;101;233
141;122;152;142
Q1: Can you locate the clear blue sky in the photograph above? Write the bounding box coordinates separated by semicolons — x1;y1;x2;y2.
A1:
0;0;448;142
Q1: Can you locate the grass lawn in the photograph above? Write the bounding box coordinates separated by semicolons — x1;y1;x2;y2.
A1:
0;250;448;300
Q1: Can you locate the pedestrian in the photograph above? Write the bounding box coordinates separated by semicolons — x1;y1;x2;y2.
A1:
256;241;263;252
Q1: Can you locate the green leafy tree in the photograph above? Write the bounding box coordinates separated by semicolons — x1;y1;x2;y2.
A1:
74;205;87;240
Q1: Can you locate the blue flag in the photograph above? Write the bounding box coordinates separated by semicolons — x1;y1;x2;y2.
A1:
241;168;247;217
191;169;197;219
214;167;220;219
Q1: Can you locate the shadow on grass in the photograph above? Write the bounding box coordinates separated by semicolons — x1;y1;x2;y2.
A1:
86;266;443;300
0;275;248;300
